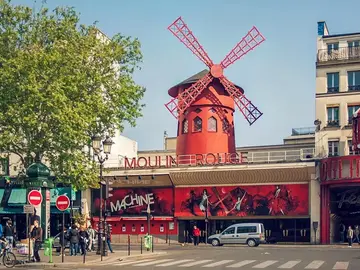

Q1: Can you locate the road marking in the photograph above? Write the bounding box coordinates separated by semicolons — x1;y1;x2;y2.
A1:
134;259;174;266
333;262;349;270
252;260;278;268
278;260;301;268
202;260;234;267
305;260;325;269
114;259;155;266
179;260;213;267
156;259;194;266
227;260;256;268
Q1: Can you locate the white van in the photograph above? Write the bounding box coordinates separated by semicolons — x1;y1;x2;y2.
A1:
208;223;265;247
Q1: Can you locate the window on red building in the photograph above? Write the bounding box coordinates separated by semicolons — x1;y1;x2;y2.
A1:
193;116;202;132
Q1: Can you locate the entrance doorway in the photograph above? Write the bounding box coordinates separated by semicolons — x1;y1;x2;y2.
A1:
329;186;360;243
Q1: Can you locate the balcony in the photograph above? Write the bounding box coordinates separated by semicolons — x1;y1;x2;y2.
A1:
326;120;339;127
317;47;360;66
320;155;360;182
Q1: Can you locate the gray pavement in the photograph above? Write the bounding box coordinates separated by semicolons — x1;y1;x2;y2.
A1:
30;245;360;270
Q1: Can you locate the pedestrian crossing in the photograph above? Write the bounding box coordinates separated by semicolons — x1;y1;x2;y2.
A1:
102;258;352;269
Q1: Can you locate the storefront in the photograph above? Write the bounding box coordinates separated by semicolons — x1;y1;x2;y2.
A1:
94;163;315;243
320;155;360;244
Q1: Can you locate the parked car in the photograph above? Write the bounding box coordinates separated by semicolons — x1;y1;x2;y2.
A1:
208;223;266;247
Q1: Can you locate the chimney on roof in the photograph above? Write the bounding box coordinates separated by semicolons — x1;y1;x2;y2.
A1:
317;21;329;36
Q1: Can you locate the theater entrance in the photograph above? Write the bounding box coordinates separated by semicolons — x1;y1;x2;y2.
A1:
329;186;360;243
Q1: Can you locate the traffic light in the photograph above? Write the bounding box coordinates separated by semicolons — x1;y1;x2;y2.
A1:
105;180;113;199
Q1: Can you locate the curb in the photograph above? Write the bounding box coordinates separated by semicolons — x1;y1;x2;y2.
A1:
16;252;167;268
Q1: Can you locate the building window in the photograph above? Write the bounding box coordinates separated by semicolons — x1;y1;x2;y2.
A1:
182;119;188;134
222;118;230;133
327;73;339;93
348;105;360;124
327;107;339;126
207;117;217;132
195;108;202;114
348;140;355;155
348;41;360;58
193;116;202;132
327;43;339;54
328;141;339;157
209;108;216;114
348;71;360;91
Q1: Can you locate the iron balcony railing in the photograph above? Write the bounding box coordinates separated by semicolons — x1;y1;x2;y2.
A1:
108;148;316;169
317;47;360;63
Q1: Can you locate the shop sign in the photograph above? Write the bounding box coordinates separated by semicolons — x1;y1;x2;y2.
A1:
337;190;360;209
124;152;248;170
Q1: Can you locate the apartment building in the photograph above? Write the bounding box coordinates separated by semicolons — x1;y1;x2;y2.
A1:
316;21;360;244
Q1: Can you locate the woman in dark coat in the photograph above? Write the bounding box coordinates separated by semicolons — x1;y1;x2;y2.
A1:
69;225;79;256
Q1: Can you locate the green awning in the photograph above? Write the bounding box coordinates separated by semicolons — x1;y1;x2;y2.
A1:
0;207;24;214
8;189;26;205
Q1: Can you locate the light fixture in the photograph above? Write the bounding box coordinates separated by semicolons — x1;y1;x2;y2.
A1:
151;175;155;180
138;175;142;180
91;134;102;153
103;136;113;155
125;175;128;180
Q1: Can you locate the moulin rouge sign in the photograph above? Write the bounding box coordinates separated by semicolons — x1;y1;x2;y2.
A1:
124;152;248;170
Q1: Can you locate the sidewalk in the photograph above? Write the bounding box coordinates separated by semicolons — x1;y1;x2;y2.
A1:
16;249;166;268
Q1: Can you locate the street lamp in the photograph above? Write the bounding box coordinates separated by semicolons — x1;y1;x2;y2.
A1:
92;135;113;260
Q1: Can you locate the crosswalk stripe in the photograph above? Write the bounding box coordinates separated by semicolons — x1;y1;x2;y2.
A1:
134;259;174;266
333;262;349;270
202;260;234;267
252;260;278;268
227;260;257;268
305;260;325;269
179;260;213;267
278;260;301;268
156;259;194;267
113;259;155;266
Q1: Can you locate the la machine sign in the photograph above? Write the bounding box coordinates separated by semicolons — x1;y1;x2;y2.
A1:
124;152;248;170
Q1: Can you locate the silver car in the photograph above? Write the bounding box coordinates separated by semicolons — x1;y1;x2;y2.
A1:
208;223;265;247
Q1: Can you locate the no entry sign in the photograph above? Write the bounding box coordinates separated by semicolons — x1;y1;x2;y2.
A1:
56;195;70;211
27;190;43;206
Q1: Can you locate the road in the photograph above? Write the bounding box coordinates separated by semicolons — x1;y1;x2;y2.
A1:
17;245;360;270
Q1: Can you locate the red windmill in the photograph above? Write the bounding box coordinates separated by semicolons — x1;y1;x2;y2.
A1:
165;17;265;159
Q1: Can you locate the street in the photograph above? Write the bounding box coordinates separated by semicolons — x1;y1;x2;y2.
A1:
13;245;360;270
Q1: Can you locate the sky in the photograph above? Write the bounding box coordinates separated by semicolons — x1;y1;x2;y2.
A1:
11;0;360;150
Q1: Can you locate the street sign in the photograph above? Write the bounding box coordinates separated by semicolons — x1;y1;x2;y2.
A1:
23;204;34;214
28;190;43;206
56;195;70;211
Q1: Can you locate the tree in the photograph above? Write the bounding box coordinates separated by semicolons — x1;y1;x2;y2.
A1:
0;0;145;188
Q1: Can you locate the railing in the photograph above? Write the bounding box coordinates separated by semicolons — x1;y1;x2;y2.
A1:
320;155;360;182
291;127;315;136
110;148;316;170
317;47;360;63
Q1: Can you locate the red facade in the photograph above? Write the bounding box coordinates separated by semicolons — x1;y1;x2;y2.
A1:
175;184;309;217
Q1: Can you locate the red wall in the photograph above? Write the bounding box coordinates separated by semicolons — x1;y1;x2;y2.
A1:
175;184;309;217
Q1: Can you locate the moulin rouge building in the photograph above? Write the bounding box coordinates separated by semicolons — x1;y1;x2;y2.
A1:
89;17;322;245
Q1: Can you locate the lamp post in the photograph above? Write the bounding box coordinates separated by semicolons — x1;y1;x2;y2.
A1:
92;135;113;260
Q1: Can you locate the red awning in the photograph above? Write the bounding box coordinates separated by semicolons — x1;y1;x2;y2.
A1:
91;216;174;221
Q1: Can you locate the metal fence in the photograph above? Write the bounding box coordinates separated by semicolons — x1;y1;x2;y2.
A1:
317;47;360;63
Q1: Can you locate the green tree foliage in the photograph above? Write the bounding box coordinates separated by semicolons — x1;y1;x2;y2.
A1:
0;0;145;188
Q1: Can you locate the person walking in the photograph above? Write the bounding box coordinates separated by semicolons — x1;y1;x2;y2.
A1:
354;225;360;244
106;224;114;253
339;223;345;243
347;226;354;247
193;226;200;246
30;220;42;262
4;220;15;251
79;227;89;256
69;225;79;256
87;225;96;252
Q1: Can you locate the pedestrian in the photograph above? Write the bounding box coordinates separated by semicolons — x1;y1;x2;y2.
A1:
106;224;114;253
79;227;89;256
30;220;42;262
59;226;67;256
69;224;79;256
193;225;200;246
4;220;15;251
339;223;345;243
347;226;353;247
87;225;96;251
354;225;360;244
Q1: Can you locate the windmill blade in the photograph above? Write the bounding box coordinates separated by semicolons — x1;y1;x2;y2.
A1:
219;77;262;125
168;17;214;68
220;26;265;69
164;72;213;118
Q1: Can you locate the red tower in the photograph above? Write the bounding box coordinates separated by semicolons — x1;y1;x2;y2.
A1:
165;17;265;158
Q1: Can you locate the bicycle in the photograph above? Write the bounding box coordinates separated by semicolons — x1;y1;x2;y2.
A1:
0;238;16;268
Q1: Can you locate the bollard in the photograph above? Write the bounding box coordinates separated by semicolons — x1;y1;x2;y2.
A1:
128;234;130;256
140;237;143;254
151;236;154;253
169;235;171;246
